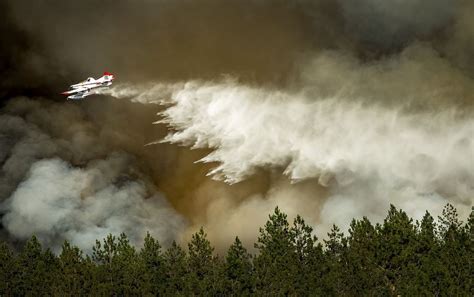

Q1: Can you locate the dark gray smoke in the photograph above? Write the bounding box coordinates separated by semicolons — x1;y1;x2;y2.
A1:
338;0;456;49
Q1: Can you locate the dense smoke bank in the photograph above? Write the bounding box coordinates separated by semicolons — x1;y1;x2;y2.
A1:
0;98;186;251
0;0;473;251
104;69;473;236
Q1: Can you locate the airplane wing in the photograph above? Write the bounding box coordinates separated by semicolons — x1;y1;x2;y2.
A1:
62;86;89;95
66;90;91;100
61;86;92;100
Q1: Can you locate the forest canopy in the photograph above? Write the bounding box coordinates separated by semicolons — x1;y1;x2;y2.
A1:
0;203;472;296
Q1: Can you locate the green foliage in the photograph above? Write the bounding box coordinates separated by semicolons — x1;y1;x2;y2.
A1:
1;204;472;296
291;215;326;296
224;237;254;295
254;208;327;296
0;242;17;295
409;211;443;295
436;204;472;295
140;232;165;295
13;236;59;296
438;203;462;240
345;217;387;295
91;233;147;296
254;207;296;295
187;227;221;295
163;240;188;295
377;205;419;295
57;240;94;296
323;224;348;295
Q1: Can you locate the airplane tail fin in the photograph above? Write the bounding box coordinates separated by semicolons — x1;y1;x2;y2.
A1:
104;71;113;76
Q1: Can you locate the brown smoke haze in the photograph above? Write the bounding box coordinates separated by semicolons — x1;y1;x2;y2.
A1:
0;0;472;252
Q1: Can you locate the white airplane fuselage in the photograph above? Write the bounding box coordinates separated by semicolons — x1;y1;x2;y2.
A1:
62;72;114;100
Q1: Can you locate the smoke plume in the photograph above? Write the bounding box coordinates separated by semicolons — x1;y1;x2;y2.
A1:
0;0;472;251
0;98;186;251
105;59;473;235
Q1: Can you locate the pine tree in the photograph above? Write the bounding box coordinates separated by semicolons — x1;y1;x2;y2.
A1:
57;240;94;296
163;241;188;295
466;207;474;295
0;242;17;295
345;217;387;295
254;207;297;295
13;236;59;296
436;204;472;295
224;237;254;295
140;232;165;295
92;233;146;296
410;211;443;295
323;224;348;295
437;203;463;240
290;215;326;296
376;205;418;295
325;224;347;258
187;227;220;295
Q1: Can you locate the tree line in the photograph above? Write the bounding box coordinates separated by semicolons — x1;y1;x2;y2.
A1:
0;204;472;296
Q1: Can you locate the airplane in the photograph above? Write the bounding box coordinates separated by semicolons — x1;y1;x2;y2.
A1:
62;72;115;100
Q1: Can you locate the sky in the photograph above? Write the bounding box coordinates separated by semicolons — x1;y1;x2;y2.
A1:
0;0;472;252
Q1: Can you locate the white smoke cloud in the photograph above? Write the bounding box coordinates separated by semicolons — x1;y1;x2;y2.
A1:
0;98;186;252
160;81;472;229
103;45;473;236
1;156;186;253
156;82;472;188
